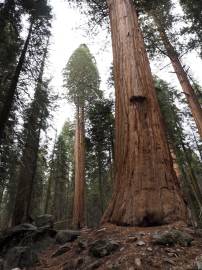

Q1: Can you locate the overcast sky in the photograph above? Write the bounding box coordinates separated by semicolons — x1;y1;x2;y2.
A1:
48;0;202;135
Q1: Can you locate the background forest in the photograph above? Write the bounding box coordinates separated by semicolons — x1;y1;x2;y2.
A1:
0;0;202;232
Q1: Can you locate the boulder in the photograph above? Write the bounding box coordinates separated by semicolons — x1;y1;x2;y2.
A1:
153;229;193;247
4;246;39;270
56;230;80;245
89;239;119;258
35;214;54;228
0;224;37;255
0;223;57;256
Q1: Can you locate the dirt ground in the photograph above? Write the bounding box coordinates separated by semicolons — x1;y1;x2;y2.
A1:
31;222;202;270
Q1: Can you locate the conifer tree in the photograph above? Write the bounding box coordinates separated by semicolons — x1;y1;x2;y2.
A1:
12;44;52;226
63;44;100;228
0;0;52;144
51;121;74;224
136;0;202;138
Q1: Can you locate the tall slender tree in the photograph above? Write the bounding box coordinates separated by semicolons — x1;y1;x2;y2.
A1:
12;43;51;226
137;0;202;138
0;0;52;144
63;44;101;228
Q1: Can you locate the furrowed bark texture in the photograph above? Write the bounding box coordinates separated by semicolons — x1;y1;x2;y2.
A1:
153;18;202;138
73;105;85;229
102;0;187;226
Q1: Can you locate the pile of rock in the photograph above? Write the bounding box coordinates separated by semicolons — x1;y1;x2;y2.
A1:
0;215;80;270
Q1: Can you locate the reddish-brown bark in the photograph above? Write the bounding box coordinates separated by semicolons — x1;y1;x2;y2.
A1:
102;0;187;226
72;105;85;229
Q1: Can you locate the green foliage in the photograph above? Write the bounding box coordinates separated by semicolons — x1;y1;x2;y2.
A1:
180;0;202;56
64;44;101;107
47;121;74;223
85;98;114;226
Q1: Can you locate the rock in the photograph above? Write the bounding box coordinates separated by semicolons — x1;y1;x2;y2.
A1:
56;230;80;245
52;244;71;257
89;239;119;258
127;236;138;243
35;214;54;228
135;258;141;267
196;256;202;270
136;240;146;246
153;230;193;247
4;246;39;270
0;223;56;255
147;247;153;251
0;223;37;255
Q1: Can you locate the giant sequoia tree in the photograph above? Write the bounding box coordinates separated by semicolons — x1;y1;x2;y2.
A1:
69;0;187;226
64;44;100;228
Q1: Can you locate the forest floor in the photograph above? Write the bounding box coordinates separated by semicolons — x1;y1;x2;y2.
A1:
30;222;202;270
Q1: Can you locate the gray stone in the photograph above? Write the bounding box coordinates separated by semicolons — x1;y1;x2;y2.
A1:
4;246;39;270
153;229;193;247
89;239;119;258
136;240;146;246
0;224;37;255
56;230;80;245
52;244;71;257
35;214;54;228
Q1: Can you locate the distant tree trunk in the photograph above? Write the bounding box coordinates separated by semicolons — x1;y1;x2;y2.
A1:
44;133;57;214
97;152;104;214
153;18;202;138
53;158;68;222
0;20;33;144
102;0;186;226
72;105;85;229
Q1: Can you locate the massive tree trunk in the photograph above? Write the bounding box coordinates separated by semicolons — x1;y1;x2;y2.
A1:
102;0;186;226
0;20;33;144
153;18;202;138
72;105;85;229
